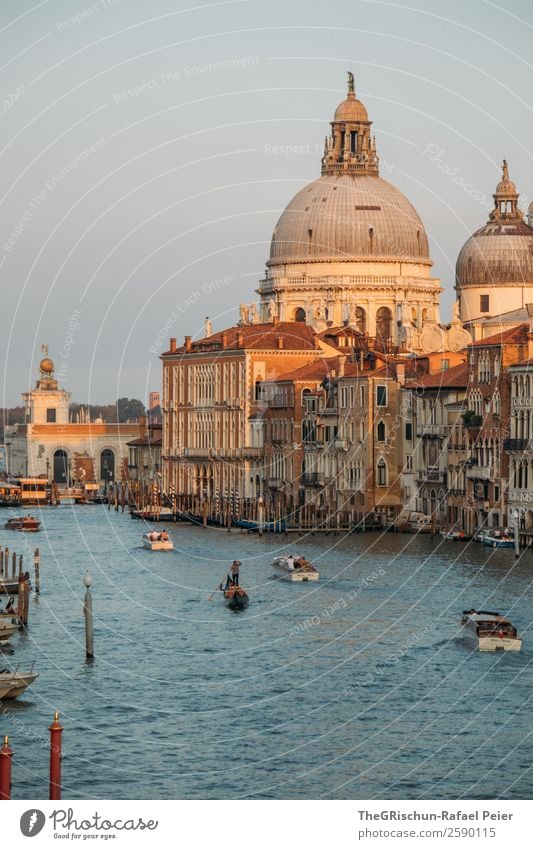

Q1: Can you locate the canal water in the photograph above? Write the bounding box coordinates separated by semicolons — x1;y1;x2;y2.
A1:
1;506;531;800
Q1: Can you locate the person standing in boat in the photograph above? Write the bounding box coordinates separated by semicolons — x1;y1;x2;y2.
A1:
224;560;241;589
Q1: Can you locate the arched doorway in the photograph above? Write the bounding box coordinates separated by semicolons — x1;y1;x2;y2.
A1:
53;449;68;484
100;449;115;484
376;307;392;344
294;307;306;322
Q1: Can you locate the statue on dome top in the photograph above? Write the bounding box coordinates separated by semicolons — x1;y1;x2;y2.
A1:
347;71;355;95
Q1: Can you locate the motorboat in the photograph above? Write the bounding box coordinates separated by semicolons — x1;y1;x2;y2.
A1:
440;530;471;541
0;579;20;595
131;507;174;521
142;532;173;551
395;510;433;533
0;666;38;699
0;620;17;642
5;515;41;532
461;610;522;652
482;531;514;549
223;585;249;610
273;555;320;582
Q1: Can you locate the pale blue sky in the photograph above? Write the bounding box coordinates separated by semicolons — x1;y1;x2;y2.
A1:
1;0;532;404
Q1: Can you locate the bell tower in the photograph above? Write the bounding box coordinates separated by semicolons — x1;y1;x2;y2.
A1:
321;72;379;176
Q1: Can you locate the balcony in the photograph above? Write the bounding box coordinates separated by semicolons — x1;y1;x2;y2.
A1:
302;472;325;487
181;446;263;459
508;488;533;504
333;439;349;451
465;465;496;481
268;478;284;490
503;438;531;452
448;489;466;497
415;424;448;438
417;469;447;485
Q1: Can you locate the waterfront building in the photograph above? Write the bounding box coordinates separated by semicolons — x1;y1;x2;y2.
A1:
126;418;163;487
504;308;533;534
403;361;468;528
6;351;138;485
456;161;533;338
461;323;530;531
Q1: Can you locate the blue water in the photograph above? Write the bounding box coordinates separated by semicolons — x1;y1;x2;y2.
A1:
1;506;532;800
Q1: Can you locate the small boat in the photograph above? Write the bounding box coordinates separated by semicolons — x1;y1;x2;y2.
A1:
0;666;38;699
481;531;514;549
5;515;41;532
461;610;522;652
223;585;249;610
131;507;174;521
0;579;20;595
440;530;471;541
142;532;173;551
0;483;22;507
0;620;17;642
273;555;320;582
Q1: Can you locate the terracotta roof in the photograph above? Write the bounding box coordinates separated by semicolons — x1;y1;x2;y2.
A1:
162;322;318;355
265;357;340;382
469;323;529;347
404;361;469;390
126;434;162;447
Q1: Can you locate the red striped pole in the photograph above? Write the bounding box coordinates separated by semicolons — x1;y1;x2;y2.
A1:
0;736;13;800
49;712;63;800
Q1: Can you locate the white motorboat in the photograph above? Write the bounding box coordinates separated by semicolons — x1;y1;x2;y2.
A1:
0;620;18;642
0;668;38;699
142;532;173;551
273;555;320;582
461;610;522;652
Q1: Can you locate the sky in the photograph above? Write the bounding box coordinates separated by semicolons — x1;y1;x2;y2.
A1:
0;0;532;405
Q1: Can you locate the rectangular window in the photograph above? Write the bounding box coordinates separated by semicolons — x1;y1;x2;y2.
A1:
406;454;413;471
494;485;500;502
441;359;449;371
405;422;413;441
46;408;56;423
480;294;490;313
376;385;387;407
360;385;365;407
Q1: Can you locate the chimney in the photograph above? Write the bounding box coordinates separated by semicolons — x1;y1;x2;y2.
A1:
222;332;228;349
139;414;147;437
277;335;284;349
169;337;176;353
237;330;244;348
527;303;533;360
396;361;406;386
184;335;192;353
338;355;346;377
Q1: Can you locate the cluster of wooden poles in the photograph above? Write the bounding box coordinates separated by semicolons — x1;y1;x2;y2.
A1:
0;714;63;800
0;547;40;627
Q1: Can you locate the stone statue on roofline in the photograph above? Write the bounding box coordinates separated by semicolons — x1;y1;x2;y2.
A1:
239;303;250;325
268;299;278;322
249;303;260;324
204;317;212;337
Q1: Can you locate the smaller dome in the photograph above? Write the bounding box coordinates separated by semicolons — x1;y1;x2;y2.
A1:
334;96;368;123
39;357;54;375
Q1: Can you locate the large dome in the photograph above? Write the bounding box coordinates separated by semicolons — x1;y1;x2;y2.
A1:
456;219;533;287
456;161;533;288
268;174;431;266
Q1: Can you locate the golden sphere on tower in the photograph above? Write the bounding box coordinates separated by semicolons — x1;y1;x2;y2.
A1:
39;357;55;375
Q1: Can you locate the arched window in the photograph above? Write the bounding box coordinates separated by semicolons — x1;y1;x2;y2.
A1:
100;449;115;483
53;449;68;484
376;306;392;342
377;459;387;486
377;421;386;442
294;308;306;322
255;379;263;401
356;306;366;334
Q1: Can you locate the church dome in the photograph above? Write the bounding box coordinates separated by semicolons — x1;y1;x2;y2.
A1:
269;173;430;266
456;161;533;288
334;96;368;123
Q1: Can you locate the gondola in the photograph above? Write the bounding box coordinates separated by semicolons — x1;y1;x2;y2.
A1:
223;585;249;610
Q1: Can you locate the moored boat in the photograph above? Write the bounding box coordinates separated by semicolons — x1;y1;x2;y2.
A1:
142;532;173;551
461;610;522;652
0;580;20;595
272;555;320;582
440;530;471;541
0;483;22;507
0;620;17;642
5;515;40;532
0;667;38;699
481;531;514;548
223;585;249;610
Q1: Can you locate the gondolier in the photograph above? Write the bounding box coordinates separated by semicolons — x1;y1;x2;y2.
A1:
224;560;241;590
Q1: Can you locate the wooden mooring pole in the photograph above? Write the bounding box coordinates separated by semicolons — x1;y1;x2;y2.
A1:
49;713;63;801
34;548;40;593
0;736;13;801
83;571;94;659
